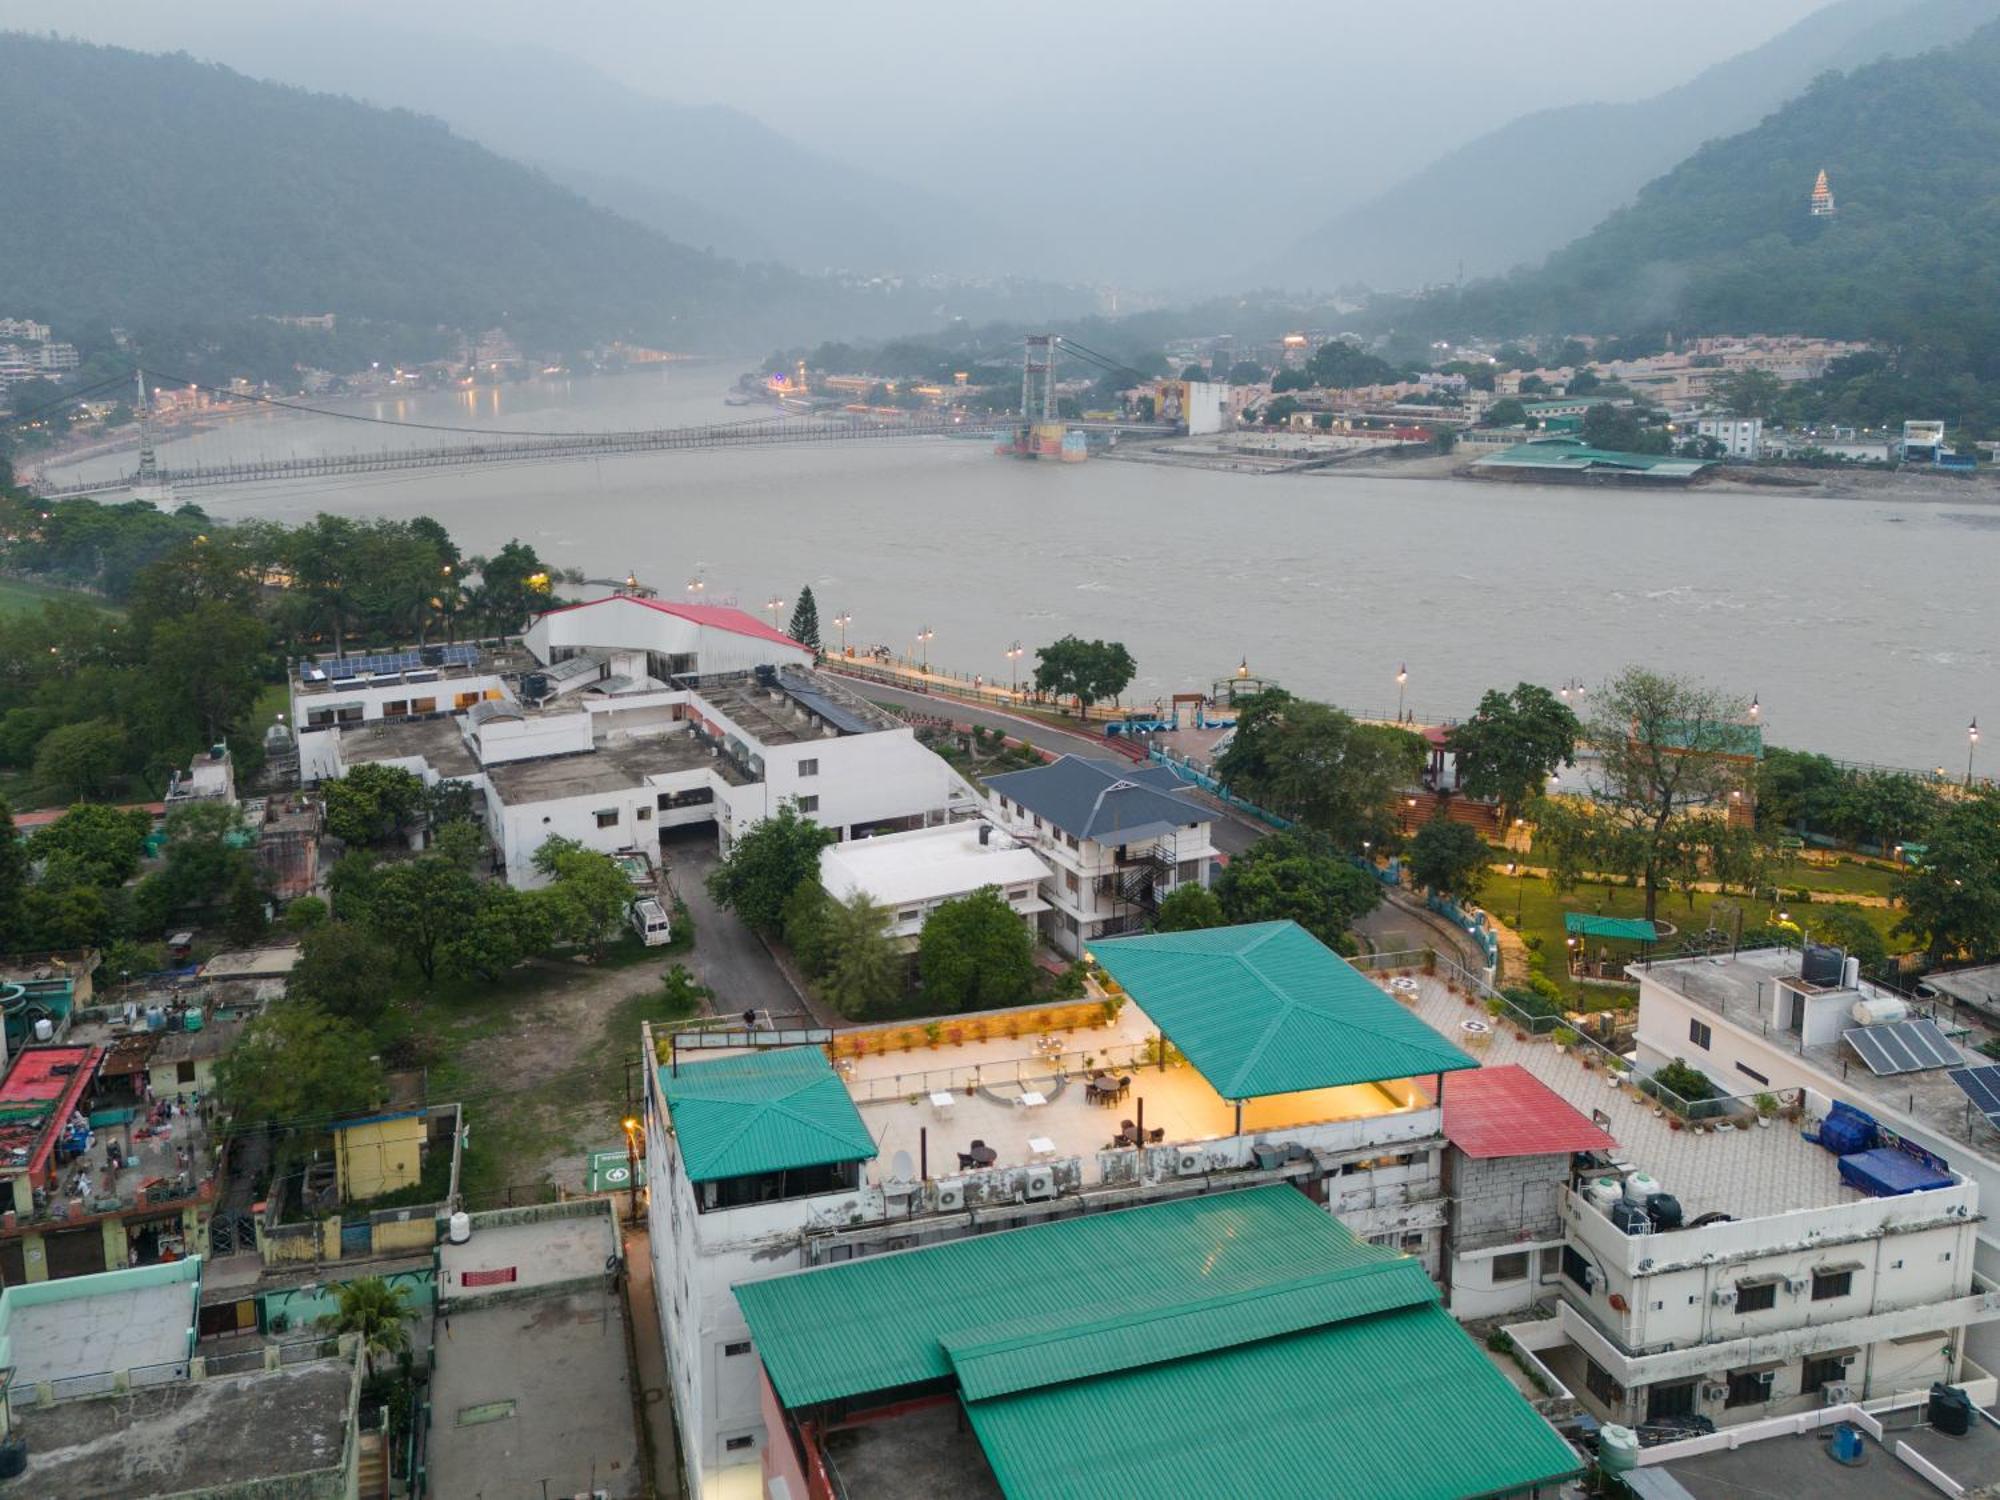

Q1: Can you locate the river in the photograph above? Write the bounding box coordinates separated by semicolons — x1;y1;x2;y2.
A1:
45;366;2000;770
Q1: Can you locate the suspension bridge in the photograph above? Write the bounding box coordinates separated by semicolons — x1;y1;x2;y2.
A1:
24;338;1179;498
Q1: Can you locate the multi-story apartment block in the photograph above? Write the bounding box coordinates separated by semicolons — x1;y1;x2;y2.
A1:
640;920;1477;1497
982;755;1216;956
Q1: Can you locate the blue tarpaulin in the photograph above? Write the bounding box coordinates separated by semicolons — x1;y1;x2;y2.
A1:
1838;1146;1954;1197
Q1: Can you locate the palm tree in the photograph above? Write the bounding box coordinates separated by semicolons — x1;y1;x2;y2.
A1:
320;1276;416;1375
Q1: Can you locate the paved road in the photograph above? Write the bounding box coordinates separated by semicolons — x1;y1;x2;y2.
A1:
844;677;1265;856
661;841;810;1020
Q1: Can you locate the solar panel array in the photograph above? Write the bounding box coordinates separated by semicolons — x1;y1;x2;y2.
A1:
319;644;481;678
1945;1065;2000;1132
1843;1018;1962;1076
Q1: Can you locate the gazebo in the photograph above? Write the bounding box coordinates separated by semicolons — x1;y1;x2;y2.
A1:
1563;911;1661;979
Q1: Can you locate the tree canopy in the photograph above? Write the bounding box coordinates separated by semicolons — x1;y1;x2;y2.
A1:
707;802;837;935
1213;832;1383;954
1447;683;1581;822
1408;817;1490;906
1214;690;1424;849
1895;791;2000;964
787;587;823;653
918;887;1037;1012
1032;636;1136;720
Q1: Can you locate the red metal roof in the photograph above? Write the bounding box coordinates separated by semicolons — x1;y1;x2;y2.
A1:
1434;1064;1616;1159
12;802;164;831
536;594;805;652
0;1046;98;1105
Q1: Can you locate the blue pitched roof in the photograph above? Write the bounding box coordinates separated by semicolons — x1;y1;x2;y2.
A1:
984;755;1212;844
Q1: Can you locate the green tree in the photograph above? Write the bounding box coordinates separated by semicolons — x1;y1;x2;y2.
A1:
30;802;151;886
1581;403;1643;451
1306;340;1398;389
782;881;836;976
430;818;485;871
1585;667;1751;922
540;846;634;956
34;719;126;800
1153;883;1225;933
787;587;823;652
1213;832;1384;953
290;920;399;1027
1408;817;1489;905
369;855;482;982
1714;369;1785;420
216;1002;386;1125
1225;361;1267;384
322;763;425;847
468;539;550;640
223;864;268;946
318;1277;417;1375
440;884;553;982
1214;691;1424;849
142;601;269;747
1895;792;2000;963
0;796;24;949
1447;684;1582;823
1482;397;1528;427
1031;635;1137;721
918;887;1036;1012
820;893;901;1015
706;804;837;935
284;895;329;933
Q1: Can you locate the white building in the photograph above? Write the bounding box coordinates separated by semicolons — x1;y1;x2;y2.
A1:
640;920;1478;1497
1611;945;2000;1385
1694;415;1762;459
296;600;974;883
982;755;1217;956
817;820;1050;943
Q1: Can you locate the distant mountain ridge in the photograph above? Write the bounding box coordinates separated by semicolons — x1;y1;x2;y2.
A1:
1277;0;2000;291
144;22;1012;278
1406;18;2000;355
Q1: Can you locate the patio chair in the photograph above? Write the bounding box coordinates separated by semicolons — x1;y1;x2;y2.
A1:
957;1152;978;1170
1147;1127;1165;1144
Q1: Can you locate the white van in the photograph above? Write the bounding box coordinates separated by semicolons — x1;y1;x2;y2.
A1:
630;898;672;947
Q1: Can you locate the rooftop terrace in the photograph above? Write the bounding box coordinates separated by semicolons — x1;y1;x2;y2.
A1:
292;639;527;695
1638;947;2000;1160
692;667;902;747
335;714;480;778
1395;971;1861;1222
485;728;737;803
10;1355;359;1499
0;1259;199;1388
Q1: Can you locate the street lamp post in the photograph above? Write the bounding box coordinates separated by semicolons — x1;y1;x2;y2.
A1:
1969;718;1981;786
1508;860;1524;926
686;575;704;598
765;595;786;630
1006;640;1024;695
916;626;934;674
1396;664;1407;723
620;1115;641;1222
832;612;851;657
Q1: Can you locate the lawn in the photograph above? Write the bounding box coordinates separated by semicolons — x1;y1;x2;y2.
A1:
1490;867;1904;1000
0;577;123;616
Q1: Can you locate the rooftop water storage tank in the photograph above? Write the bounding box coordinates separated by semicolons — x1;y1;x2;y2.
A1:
1623;1171;1662;1205
1645;1193;1684;1231
184;1009;203;1032
1850;995;1908;1027
448;1210;471;1244
145;1006;165;1032
1599;1426;1640;1475
1584;1177;1623;1212
1802;941;1845;986
1609;1200;1653;1235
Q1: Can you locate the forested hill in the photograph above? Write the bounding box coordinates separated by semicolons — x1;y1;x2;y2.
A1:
1278;0;2000;292
1404;23;2000;364
0;34;849;351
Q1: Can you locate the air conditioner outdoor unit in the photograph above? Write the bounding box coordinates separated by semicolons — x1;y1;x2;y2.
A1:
1822;1383;1854;1405
1176;1149;1205;1177
1712;1287;1737;1306
1836;1352;1857;1368
1701;1383;1728;1403
934;1179;966;1213
1023;1168;1056;1201
1784;1277;1809;1295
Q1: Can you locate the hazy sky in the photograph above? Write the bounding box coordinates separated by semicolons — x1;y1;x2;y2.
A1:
2;0;1838;281
4;0;1832;164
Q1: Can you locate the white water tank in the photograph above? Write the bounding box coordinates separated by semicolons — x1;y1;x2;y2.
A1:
1623;1171;1663;1205
1843;955;1862;989
1850;995;1908;1028
447;1211;471;1244
1584;1177;1623;1212
31;1018;52;1043
1599;1426;1641;1475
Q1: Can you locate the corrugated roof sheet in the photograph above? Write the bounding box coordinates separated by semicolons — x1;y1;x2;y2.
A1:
657;1047;876;1184
735;1186;1390;1409
1091;922;1478;1098
1564;912;1659;942
1435;1064;1618;1160
984;755;1212;844
736;1185;1578;1500
965;1299;1581;1500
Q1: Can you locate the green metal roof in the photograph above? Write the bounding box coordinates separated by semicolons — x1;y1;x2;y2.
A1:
966;1299;1580;1500
736;1186;1397;1408
1089;921;1477;1098
657;1047;876;1184
1473;438;1713;478
736;1186;1579;1500
1564;912;1660;942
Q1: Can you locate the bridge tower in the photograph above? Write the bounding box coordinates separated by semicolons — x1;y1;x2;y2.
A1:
1020;335;1057;424
130;367;174;504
